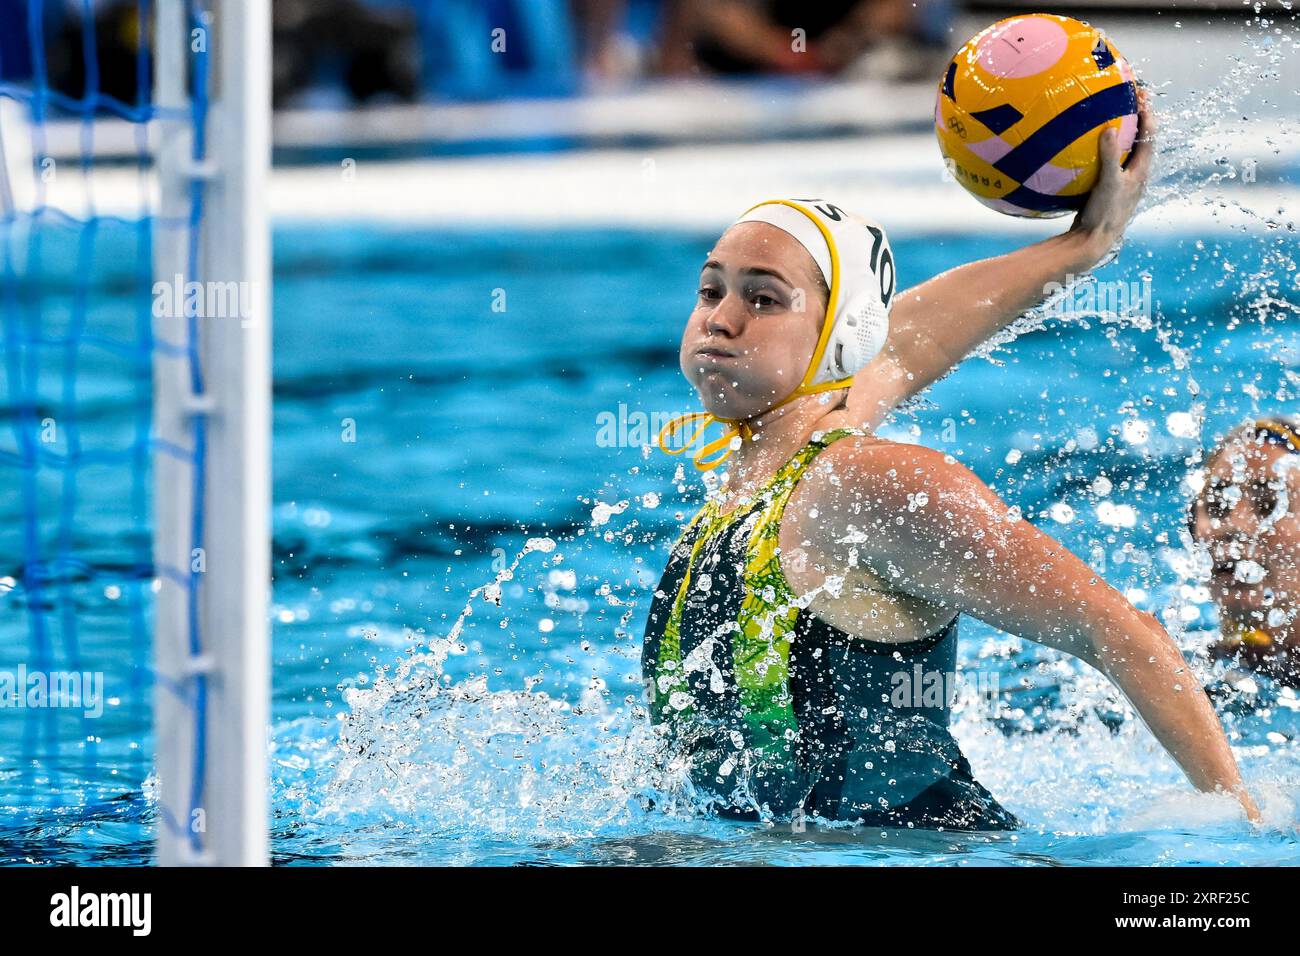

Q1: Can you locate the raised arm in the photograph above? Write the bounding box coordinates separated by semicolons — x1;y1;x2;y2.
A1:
847;87;1157;429
808;438;1260;823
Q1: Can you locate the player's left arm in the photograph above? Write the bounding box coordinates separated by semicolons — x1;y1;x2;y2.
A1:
846;87;1157;429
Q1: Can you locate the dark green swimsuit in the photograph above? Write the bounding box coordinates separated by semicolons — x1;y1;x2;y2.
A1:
643;427;1019;831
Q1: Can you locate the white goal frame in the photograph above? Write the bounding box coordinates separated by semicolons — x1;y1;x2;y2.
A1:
152;0;271;867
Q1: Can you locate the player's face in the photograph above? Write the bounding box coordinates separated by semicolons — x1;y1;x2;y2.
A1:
1191;438;1300;634
680;222;826;421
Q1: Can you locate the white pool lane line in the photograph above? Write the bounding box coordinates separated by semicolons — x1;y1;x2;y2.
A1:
264;130;1300;237
24;128;1300;237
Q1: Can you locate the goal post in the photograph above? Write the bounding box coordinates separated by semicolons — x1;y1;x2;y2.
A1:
152;0;271;867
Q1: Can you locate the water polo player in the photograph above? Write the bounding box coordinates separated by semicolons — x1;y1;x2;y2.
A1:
641;98;1262;830
1190;416;1300;689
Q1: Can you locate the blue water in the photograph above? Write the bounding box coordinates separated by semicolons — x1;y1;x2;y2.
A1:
3;222;1300;865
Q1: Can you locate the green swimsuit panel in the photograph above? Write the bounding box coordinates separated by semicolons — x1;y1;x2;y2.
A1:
642;427;1019;830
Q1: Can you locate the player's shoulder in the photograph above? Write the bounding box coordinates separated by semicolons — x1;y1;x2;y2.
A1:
815;431;972;483
803;433;1001;527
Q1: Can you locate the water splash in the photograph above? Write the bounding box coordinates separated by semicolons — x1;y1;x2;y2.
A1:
319;536;698;841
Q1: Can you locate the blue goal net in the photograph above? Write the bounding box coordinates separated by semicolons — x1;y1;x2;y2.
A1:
0;0;216;865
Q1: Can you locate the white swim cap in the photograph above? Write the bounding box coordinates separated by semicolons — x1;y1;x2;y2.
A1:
733;198;896;389
657;198;897;471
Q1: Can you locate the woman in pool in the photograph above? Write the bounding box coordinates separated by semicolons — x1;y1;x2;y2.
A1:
1190;416;1300;689
642;96;1262;829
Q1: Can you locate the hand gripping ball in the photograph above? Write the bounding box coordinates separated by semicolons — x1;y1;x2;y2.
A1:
935;14;1139;218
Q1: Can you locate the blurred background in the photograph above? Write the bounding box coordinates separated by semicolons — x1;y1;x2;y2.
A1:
6;0;976;109
8;0;1292;234
6;0;1292;231
4;0;1288;159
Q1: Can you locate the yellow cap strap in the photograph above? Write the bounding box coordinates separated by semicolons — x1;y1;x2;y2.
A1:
1241;627;1274;649
656;412;754;471
655;381;851;472
1226;622;1274;650
656;412;713;457
1255;418;1300;453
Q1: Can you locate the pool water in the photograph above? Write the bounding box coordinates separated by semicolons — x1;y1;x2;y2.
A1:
4;222;1300;865
267;223;1300;865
